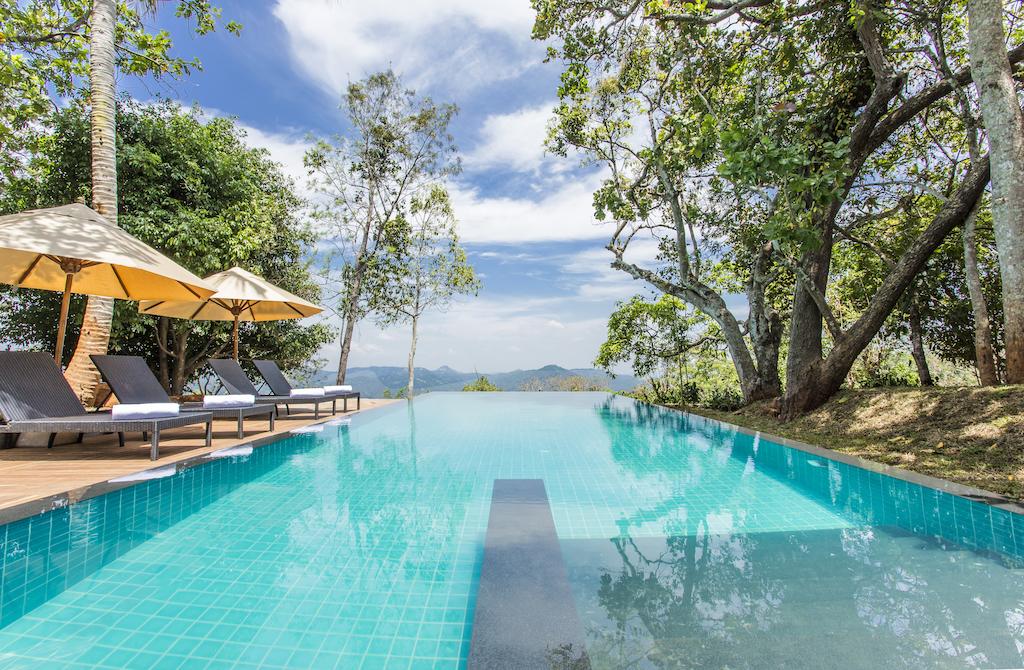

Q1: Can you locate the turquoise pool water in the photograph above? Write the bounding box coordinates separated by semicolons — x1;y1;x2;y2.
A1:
0;393;1022;669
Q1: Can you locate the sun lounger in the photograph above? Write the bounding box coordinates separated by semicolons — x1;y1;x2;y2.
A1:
91;355;276;439
206;359;336;419
253;359;361;412
0;351;212;460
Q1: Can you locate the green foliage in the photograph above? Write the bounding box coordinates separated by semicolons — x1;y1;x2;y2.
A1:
463;376;500;392
596;295;697;378
376;185;479;326
0;0;239;182
0;100;330;392
518;376;610;391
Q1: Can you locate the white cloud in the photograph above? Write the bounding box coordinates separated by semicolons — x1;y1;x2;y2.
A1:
464;102;555;172
452;171;608;244
272;0;540;95
233;122;313;194
323;295;611;371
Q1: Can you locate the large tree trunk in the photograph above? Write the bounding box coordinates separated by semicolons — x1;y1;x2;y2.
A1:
781;156;992;417
171;329;188;396
335;288;360;385
64;0;117;404
407;315;418;396
157;317;171;392
963;203;1001;384
907;294;933;386
335;190;375;385
969;0;1024;383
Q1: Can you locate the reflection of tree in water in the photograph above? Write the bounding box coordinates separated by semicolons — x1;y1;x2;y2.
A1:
281;402;476;594
588;398;1024;669
589;523;783;669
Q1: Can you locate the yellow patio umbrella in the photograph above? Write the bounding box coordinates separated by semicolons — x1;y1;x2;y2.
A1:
0;204;217;365
138;266;324;360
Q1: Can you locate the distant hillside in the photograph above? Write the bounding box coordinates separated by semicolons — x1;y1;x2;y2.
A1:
311;365;640;398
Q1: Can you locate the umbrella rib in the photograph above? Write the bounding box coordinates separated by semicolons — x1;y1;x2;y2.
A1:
283;302;306;317
178;281;203;299
110;265;131;299
15;255;44;285
141;301;165;313
247;302;259;321
189;302;209;320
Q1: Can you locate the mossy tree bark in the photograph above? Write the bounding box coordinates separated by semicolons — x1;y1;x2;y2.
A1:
64;0;117;404
969;0;1024;383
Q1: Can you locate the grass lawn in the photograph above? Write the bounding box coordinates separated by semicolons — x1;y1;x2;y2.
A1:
679;385;1024;502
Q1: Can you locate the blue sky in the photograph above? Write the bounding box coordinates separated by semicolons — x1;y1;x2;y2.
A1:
126;0;665;373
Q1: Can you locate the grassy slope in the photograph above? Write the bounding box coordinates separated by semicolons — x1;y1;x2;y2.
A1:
684;385;1024;501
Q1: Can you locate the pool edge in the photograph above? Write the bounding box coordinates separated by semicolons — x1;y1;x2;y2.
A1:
663;402;1024;516
0;401;397;526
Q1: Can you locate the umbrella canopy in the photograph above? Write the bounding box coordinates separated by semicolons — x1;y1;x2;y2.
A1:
0;204;217;365
138;266;323;360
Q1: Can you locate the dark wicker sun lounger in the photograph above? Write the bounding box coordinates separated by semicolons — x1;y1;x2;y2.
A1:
253;359;360;412
0;351;212;460
91;355;276;439
207;359;336;419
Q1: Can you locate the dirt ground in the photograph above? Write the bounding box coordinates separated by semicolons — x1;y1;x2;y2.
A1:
684;385;1024;501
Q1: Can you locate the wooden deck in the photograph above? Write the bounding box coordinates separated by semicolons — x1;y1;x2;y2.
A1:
0;399;397;513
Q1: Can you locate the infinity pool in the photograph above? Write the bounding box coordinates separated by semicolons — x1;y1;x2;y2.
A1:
0;393;1022;668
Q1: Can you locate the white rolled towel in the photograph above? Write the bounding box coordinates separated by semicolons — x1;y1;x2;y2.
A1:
203;394;255;409
112;403;180;420
323;385;353;393
289;387;326;398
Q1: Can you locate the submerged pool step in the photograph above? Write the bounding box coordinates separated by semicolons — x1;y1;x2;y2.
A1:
468;479;591;670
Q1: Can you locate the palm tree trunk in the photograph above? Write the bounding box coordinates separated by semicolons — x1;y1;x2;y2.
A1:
64;0;118;403
969;0;1024;382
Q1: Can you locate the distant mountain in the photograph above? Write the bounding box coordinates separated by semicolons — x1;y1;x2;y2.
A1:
310;365;640;398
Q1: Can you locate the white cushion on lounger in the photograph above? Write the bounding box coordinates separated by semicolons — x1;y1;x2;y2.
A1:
289;388;326;398
323;385;353;393
203;394;255;409
111;403;180;420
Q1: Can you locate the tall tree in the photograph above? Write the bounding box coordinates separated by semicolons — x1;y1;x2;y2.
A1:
67;0;239;401
968;0;1024;383
306;71;460;384
64;0;118;399
376;187;478;396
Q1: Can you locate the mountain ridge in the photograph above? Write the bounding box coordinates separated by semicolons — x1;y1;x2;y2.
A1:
310;365;639;397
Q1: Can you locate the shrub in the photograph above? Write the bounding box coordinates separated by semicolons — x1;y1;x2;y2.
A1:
463;376;500;392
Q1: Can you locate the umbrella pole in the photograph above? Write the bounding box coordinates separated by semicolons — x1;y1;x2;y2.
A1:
232;313;240;361
55;272;74;367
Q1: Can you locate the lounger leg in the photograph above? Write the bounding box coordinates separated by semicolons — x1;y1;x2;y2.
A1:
314;403;319;420
205;420;213;447
1;434;16;449
117;432;125;448
149;427;160;461
76;433;84;443
142;431;148;441
332;399;337;415
357;395;361;410
47;434;56;449
238;415;245;439
269;409;276;432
